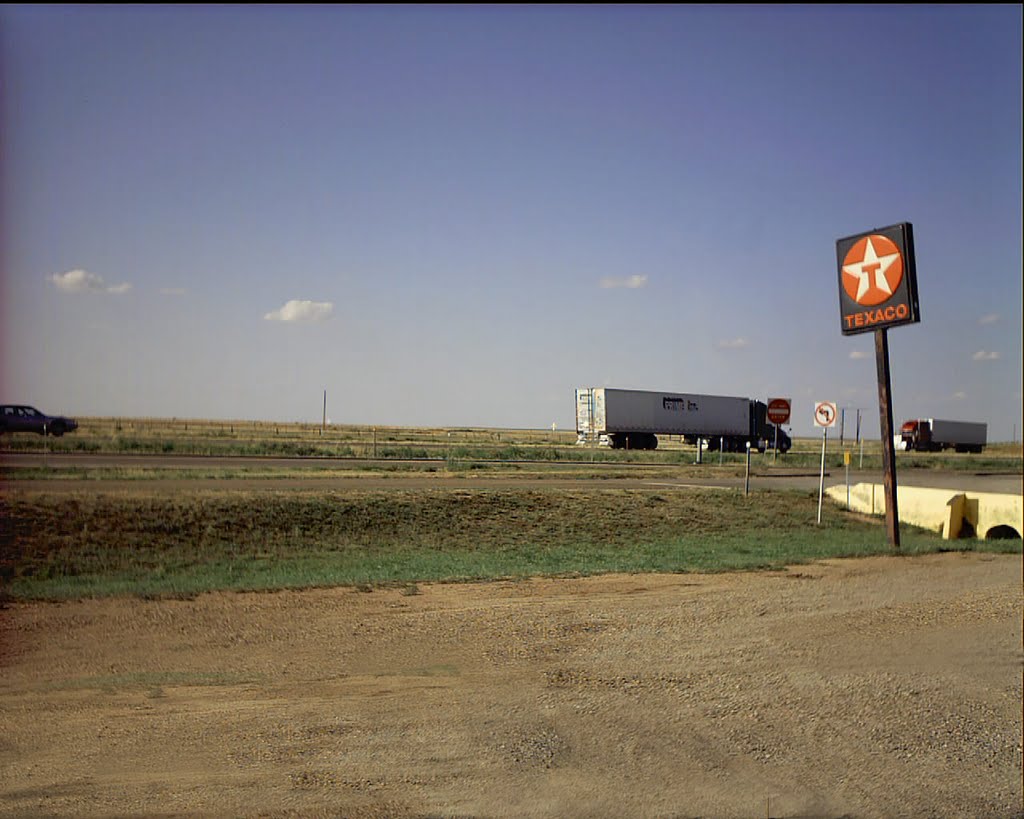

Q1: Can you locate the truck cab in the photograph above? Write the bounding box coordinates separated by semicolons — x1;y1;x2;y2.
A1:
900;418;986;453
901;419;929;450
761;424;791;454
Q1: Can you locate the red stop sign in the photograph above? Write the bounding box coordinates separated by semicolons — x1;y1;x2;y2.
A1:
767;398;791;425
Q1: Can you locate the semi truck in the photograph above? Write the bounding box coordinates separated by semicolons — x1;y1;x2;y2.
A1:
900;418;987;453
575;387;791;453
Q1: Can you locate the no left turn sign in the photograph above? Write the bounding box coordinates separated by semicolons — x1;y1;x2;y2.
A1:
814;401;838;428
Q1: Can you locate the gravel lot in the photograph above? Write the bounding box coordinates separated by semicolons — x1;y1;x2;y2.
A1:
1;552;1021;818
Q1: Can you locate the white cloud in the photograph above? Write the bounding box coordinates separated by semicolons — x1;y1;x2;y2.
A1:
50;269;103;292
716;337;749;350
264;299;334;323
849;351;870;360
972;350;1000;361
50;268;131;295
978;313;999;325
952;391;967;400
599;275;648;289
160;287;187;296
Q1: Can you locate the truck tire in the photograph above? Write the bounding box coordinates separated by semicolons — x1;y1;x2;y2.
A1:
609;433;629;450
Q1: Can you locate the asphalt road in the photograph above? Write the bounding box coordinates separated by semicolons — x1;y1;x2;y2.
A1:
2;452;1021;495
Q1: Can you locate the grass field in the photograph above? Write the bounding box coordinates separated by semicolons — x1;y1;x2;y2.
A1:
3;486;1020;602
2;419;1020;602
2;416;1022;471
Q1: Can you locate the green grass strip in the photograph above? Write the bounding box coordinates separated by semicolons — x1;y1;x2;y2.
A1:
2;488;1018;600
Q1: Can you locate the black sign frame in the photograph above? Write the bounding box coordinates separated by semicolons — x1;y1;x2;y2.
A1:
836;222;920;336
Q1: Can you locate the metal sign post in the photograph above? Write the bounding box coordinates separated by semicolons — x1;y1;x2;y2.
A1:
744;442;751;497
817;428;828;524
814;401;837;524
844;450;851;509
766;398;792;465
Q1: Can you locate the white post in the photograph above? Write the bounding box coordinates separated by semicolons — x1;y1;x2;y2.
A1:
745;441;751;497
817;428;828;524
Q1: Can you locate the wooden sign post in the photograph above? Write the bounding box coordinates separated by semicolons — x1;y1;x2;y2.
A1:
836;222;920;549
874;329;900;548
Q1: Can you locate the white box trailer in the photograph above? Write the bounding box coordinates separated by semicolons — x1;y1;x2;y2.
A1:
575;387;790;452
900;418;987;453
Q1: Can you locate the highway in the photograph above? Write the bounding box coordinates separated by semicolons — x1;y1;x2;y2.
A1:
2;452;1021;495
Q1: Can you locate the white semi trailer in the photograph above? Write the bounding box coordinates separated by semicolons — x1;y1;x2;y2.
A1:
900;418;987;453
575;387;792;452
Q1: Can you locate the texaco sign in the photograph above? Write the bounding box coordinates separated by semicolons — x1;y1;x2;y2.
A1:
836;222;920;336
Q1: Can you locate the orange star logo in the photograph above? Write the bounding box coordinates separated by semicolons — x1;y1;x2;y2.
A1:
841;235;904;307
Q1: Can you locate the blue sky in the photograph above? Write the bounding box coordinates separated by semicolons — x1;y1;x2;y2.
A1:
2;5;1021;439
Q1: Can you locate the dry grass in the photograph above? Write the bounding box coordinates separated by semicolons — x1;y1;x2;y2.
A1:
3;416;1020;471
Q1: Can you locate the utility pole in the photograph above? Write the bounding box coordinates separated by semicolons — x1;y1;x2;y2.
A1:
322;390;326;434
857;408;865;469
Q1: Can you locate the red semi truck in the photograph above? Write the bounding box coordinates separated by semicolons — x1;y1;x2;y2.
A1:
900;418;987;453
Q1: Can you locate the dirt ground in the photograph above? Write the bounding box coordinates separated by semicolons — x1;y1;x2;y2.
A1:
1;553;1021;819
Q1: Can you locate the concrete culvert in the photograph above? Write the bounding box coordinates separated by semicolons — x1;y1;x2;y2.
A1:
985;524;1022;540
